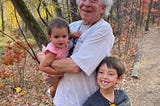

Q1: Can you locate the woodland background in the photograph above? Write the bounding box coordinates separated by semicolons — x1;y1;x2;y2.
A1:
0;0;160;105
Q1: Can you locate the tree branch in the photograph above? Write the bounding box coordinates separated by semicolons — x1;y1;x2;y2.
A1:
0;31;40;64
14;9;40;64
37;0;48;27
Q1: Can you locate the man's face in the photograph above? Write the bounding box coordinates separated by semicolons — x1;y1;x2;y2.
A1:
79;0;106;25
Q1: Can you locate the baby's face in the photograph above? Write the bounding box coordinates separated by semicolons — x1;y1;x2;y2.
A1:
49;27;69;48
97;64;121;90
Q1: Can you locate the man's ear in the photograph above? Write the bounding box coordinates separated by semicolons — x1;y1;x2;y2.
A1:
101;5;106;14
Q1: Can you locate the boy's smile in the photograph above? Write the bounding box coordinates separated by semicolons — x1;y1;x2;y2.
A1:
97;64;122;90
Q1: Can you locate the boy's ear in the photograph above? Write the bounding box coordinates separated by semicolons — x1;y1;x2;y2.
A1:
116;75;123;84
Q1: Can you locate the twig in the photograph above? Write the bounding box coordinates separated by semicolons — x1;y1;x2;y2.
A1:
0;30;39;64
14;9;40;64
37;0;48;27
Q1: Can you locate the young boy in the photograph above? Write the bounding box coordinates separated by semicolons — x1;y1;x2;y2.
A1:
83;56;131;106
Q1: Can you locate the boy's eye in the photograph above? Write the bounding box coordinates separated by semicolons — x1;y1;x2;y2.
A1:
108;73;114;76
98;70;103;74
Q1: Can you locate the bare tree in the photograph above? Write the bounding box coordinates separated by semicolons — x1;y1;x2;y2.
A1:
1;3;5;35
145;0;153;31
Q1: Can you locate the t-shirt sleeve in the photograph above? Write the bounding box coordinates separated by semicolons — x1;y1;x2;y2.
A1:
83;90;106;106
83;100;92;106
44;43;57;55
116;90;131;106
83;94;96;106
123;92;131;106
71;27;114;76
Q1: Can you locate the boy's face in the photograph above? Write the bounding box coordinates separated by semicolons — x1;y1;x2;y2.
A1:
49;27;69;48
97;64;122;90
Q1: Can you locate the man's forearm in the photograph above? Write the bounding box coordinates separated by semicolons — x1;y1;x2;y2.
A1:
51;58;80;73
37;52;80;73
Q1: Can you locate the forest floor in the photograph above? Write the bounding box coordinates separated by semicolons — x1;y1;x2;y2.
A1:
0;26;160;106
122;26;160;106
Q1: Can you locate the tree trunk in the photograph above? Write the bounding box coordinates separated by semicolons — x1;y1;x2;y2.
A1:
116;0;122;56
52;0;64;18
145;0;153;31
1;3;5;33
70;0;80;22
11;0;48;50
66;0;71;22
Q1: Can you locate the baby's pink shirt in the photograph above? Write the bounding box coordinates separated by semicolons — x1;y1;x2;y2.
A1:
44;42;69;59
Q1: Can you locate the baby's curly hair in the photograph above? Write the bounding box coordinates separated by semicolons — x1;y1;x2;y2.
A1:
47;18;70;36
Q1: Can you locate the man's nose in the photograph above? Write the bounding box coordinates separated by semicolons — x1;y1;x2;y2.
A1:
84;0;92;6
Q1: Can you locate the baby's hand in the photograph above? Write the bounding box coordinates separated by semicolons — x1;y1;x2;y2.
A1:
70;31;81;38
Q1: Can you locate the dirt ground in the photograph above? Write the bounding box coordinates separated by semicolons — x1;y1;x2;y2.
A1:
122;26;160;106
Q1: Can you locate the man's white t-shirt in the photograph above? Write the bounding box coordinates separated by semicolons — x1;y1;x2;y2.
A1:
53;19;115;106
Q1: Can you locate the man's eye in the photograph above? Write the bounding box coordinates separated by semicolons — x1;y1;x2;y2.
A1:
91;0;98;3
98;71;103;74
81;0;98;3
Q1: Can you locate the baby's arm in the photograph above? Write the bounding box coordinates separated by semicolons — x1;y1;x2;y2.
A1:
39;52;64;75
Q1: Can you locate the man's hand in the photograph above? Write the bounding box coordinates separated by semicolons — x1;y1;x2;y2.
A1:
51;58;81;73
42;73;62;85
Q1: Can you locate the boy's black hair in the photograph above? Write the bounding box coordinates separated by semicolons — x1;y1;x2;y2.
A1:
96;56;125;77
47;18;70;35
